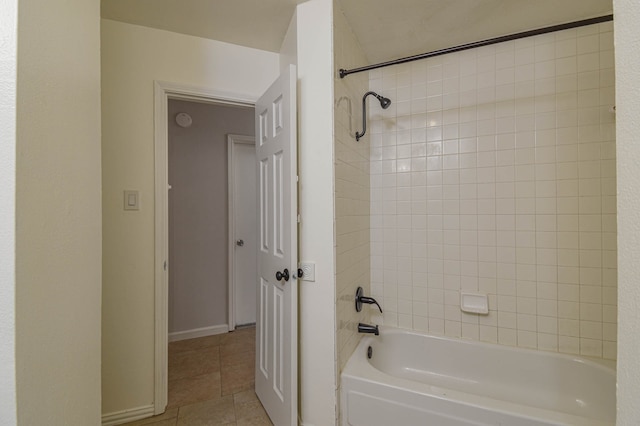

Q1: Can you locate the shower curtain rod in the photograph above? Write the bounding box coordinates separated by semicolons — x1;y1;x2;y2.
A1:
339;14;613;79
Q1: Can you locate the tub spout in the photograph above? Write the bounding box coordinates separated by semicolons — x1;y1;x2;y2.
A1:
358;323;379;336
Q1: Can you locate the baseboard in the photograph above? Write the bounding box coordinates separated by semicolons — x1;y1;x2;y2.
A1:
168;324;229;342
102;404;154;426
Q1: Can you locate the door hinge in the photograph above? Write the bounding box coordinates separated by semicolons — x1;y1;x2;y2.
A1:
163;260;167;271
297;214;301;223
296;175;299;183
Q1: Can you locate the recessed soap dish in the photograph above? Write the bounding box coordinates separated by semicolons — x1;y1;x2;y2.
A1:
460;292;489;315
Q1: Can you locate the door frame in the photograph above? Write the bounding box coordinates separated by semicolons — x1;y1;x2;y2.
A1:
227;133;256;331
153;81;256;414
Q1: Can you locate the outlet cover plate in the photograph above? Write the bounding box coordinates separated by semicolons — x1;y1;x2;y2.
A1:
299;262;315;282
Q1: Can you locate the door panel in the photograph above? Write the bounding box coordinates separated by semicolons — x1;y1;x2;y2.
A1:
255;64;297;426
274;150;284;257
259;277;269;377
260;158;269;252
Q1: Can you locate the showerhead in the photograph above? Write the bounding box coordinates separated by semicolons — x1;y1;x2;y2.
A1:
355;91;393;141
375;93;392;109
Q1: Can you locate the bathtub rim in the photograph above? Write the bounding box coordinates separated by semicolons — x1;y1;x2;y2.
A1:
368;326;617;375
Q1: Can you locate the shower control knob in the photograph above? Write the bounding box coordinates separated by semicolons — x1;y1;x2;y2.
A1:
276;268;290;282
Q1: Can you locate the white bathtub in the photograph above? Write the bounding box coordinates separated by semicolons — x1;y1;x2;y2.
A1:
341;327;615;426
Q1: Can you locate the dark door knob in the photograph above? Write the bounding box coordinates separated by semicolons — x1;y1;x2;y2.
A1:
275;268;290;282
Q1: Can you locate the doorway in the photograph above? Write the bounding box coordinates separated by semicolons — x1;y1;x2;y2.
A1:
228;134;258;330
154;73;298;423
167;99;255;341
154;81;255;414
167;99;266;410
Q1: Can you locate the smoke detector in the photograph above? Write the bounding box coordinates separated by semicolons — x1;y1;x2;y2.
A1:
175;112;192;128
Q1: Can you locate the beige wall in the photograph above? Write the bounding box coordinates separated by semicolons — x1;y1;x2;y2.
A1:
279;10;297;75
16;0;102;424
369;22;617;360
168;100;254;335
614;0;640;423
333;5;372;373
101;19;279;416
0;0;17;423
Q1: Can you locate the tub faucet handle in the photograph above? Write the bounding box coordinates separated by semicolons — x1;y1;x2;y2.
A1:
355;286;383;313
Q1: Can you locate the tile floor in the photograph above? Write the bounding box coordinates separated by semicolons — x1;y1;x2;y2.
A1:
123;326;273;426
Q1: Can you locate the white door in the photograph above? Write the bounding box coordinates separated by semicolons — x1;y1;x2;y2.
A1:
255;64;297;426
230;135;258;327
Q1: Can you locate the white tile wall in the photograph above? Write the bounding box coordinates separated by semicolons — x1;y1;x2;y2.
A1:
369;22;616;359
334;6;371;372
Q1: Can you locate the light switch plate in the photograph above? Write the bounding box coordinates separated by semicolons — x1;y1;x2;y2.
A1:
124;190;139;211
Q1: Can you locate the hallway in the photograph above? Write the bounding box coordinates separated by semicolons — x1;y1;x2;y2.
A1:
124;327;272;425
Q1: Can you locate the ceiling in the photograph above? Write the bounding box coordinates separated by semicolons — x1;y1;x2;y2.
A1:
101;0;613;64
101;0;304;52
338;0;613;63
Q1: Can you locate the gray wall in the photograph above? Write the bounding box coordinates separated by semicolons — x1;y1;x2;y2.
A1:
168;99;254;334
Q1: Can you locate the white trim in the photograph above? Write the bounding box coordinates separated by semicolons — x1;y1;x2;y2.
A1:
101;404;155;426
0;0;17;423
153;81;169;416
154;81;257;416
168;324;229;342
227;134;256;331
155;81;256;107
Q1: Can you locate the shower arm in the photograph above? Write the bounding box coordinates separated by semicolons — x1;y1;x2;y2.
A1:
356;91;376;142
356;91;391;142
